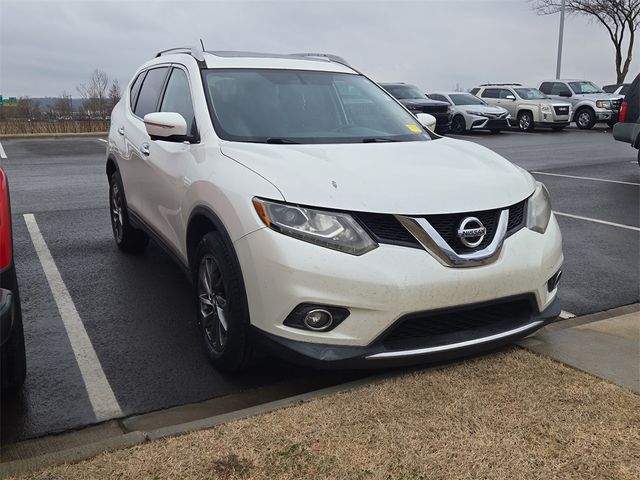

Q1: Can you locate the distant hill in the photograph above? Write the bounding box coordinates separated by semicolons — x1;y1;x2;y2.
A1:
29;97;85;112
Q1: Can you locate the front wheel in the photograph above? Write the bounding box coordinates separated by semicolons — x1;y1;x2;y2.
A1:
517;111;534;131
450;115;466;134
109;171;148;253
194;232;252;371
575;108;596;130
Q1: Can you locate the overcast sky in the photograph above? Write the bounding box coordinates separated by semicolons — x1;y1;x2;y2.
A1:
0;0;637;98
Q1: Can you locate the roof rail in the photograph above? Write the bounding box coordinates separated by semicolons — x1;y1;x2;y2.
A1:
155;46;205;63
479;83;523;87
290;53;351;67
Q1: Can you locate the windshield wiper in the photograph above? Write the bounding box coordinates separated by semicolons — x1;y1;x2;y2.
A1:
265;137;300;144
362;137;399;143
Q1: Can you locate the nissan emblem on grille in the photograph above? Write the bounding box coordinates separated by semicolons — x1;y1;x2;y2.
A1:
457;217;487;248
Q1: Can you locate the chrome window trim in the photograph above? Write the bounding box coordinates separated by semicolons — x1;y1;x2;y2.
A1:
395;209;509;268
366;320;544;359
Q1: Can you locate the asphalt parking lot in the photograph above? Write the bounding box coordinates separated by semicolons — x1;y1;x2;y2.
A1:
0;127;638;445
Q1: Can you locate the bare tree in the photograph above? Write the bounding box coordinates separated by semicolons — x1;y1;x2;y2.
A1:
532;0;640;82
77;69;110;119
108;79;121;112
53;91;73;118
15;97;41;120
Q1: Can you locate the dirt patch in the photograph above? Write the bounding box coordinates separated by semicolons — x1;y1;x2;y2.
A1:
12;348;640;479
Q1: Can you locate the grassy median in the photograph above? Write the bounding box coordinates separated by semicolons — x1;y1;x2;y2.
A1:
13;348;639;480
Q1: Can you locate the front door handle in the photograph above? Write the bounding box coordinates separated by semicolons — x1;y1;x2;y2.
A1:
118;126;125;136
140;143;150;156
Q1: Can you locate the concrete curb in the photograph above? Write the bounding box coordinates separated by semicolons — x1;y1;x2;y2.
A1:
0;132;107;140
0;371;396;478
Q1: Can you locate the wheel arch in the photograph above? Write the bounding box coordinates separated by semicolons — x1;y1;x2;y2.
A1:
186;206;239;273
572;104;594;122
106;155;119;178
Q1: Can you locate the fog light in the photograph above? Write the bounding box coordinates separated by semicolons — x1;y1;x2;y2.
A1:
304;309;333;331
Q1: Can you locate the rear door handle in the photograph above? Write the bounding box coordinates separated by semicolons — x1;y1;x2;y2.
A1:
118;126;125;136
140;143;150;156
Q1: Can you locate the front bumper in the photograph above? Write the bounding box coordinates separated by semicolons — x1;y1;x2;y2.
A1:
470;118;511;130
252;295;560;369
235;213;563;352
535;120;570;128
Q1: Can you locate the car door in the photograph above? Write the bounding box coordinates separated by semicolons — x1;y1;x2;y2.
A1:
480;88;500;107
124;66;170;219
497;89;517;116
141;66;200;254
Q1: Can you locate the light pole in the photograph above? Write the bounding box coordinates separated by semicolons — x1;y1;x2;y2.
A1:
556;0;566;79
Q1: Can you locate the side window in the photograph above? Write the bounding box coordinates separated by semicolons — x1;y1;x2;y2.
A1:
429;94;449;104
539;82;553;94
134;67;169;118
498;89;513;99
551;83;571;96
482;89;498;99
602;85;616;93
469;88;480;96
160;68;196;136
129;71;146;110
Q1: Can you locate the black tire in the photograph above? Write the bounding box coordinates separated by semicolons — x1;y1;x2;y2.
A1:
575;108;596;130
450;115;466;134
108;171;148;253
193;231;252;371
490;129;502;134
517;111;534;131
551;126;566;131
607;121;617;129
1;294;26;394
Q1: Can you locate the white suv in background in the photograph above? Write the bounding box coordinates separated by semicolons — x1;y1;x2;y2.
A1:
106;48;563;371
471;84;571;131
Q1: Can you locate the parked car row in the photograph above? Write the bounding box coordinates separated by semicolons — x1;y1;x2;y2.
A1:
380;79;625;134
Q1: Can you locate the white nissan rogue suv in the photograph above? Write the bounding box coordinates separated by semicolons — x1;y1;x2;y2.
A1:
106;48;563;371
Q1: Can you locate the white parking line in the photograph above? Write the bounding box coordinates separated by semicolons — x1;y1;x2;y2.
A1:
533;171;640;186
23;213;123;421
554;211;640;232
96;138;107;143
0;140;7;159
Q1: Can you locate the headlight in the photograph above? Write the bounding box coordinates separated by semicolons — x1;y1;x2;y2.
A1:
596;100;611;109
540;104;552;113
526;182;552;234
253;198;378;255
466;110;486;117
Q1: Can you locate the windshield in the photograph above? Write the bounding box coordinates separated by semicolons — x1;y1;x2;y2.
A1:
203;70;431;144
383;84;425;100
515;88;547;100
569;81;604;94
449;93;486;106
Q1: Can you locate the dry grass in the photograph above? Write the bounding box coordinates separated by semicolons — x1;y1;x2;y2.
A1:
0;120;108;135
12;348;640;480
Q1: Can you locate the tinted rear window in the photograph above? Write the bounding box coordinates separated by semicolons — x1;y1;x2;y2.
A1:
134;67;169;118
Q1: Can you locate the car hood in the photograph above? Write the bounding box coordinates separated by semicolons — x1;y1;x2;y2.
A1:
400;98;450;108
459;104;507;114
573;92;621;100
220;138;535;214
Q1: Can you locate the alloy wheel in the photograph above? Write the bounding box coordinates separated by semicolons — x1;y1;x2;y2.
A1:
110;182;124;243
519;113;531;130
198;254;229;353
578;111;591;128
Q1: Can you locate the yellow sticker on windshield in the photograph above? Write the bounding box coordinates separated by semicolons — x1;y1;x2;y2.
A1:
405;124;421;133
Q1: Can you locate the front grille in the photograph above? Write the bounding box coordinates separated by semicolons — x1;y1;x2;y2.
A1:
356;200;527;251
611;98;622;111
409;104;449;114
423;209;499;253
382;298;534;350
554;105;570;115
355;213;421;248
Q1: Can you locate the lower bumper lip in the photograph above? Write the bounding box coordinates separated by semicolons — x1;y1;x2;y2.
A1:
251;296;561;369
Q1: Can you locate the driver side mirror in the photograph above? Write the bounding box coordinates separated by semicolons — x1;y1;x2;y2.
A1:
559;91;572;98
416;113;437;131
144;112;188;141
505;95;516;101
